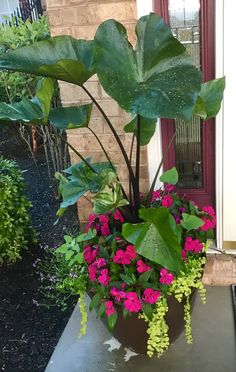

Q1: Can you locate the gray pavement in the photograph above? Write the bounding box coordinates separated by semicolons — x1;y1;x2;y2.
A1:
45;286;236;372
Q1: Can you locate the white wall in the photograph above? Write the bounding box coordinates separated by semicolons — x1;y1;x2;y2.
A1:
218;0;236;242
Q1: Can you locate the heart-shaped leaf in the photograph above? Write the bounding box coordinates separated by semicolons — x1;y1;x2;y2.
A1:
94;14;201;121
160;167;178;185
181;213;204;231
193;77;225;120
124;116;156;145
122;207;183;273
49;103;93;130
0;36;95;85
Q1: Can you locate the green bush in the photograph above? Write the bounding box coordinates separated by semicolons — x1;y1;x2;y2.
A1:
0;156;35;265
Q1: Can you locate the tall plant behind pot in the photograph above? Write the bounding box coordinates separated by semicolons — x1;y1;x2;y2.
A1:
0;13;224;357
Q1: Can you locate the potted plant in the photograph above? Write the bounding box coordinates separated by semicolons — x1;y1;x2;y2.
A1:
0;13;224;357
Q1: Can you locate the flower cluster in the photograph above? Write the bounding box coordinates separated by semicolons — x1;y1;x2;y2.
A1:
49;192;215;358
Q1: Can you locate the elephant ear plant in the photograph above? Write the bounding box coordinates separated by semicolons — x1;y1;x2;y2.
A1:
0;14;225;357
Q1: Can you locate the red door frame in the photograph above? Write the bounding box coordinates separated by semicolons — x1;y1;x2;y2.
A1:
153;0;215;207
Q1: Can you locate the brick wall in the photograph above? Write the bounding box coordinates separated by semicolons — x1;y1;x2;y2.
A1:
45;0;149;221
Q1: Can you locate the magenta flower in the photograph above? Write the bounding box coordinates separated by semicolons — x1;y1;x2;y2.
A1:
83;245;98;264
105;300;115;317
181;249;187;261
124;292;142;313
137;259;151;273
110;287;126;302
184;237;203;254
88;264;97;282
200;217;216;231
161;195;173;208
93;258;107;269
151;190;162;203
126;245;137;260
202;205;215;218
98;268;110;286
165;184;175;192
142;288;161;304
160;268;174;285
113;209;125;223
113;249;131;264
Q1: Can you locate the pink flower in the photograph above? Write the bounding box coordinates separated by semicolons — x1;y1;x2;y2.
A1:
137;259;151;273
142;288;161;304
174;215;181;224
113;250;131;264
124;292;142;313
161;195;173;208
105;301;115;317
202;205;215;218
85;213;111;236
88;264;97;282
165;184;175;192
113;245;137;265
151;190;162;203
98;268;110;286
184;237;203;254
120;282;126;289
160;268;174;285
178;207;186;214
93;258;107;269
113;210;125;223
126;245;137;260
83;245;98;264
110;287;126;302
181;249;187;261
200;217;216;231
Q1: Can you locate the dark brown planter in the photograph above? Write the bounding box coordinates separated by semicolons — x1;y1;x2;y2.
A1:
112;292;196;354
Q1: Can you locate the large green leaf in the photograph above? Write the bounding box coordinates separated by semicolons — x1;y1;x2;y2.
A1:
94;14;201;121
49;103;93;130
124;116;156;145
92;183;129;214
0;97;44;124
160;167;179;185
0;36;95;85
58;161;114;209
193;77;225;120
0;77;55;125
181;213;204;231
122;207;183;273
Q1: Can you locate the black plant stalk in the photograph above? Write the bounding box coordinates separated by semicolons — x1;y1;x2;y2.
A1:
134;114;141;216
129;133;135;205
82;85;136;201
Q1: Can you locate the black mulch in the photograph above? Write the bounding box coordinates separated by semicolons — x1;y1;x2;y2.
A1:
0;132;79;372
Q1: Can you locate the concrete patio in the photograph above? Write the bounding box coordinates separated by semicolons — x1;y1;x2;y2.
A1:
45;286;236;372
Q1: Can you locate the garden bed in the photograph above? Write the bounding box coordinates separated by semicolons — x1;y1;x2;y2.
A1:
0;133;79;372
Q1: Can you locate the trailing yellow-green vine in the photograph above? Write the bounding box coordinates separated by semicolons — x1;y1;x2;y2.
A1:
184;296;192;343
78;291;87;338
140;297;169;358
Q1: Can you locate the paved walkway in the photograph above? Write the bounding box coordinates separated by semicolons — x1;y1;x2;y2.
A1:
46;286;236;372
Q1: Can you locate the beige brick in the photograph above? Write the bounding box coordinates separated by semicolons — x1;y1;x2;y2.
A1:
88;2;137;24
46;0;65;8
50;27;72;36
203;255;215;277
212;276;235;286
202;275;213;285
233;257;236;277
71;25;98;40
68;134;84;151
88;117;105;133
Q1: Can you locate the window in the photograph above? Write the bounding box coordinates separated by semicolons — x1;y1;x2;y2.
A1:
0;0;19;23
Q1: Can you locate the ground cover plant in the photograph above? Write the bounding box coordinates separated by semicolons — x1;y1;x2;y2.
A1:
0;156;35;265
0;13;224;357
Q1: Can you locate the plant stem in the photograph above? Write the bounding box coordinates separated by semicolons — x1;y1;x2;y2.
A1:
82;85;136;197
57;131;98;173
129;134;135;205
134;115;141;215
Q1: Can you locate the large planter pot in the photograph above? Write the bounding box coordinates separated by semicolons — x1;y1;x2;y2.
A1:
112;292;196;354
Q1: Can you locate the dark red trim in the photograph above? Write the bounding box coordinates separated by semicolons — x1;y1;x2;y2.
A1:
154;0;216;207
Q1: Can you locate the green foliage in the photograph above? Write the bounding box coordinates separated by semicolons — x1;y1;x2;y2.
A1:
0;77;56;124
49;104;93;130
0;16;50;103
181;213;204;231
193;77;226;120
160;167;179;185
124;116;157;146
0;157;35;265
122;208;183;273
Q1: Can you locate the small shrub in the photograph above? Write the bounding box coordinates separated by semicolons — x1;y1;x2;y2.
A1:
0;156;35;265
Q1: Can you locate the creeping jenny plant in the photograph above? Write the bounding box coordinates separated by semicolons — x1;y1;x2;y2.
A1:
0;14;224;356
